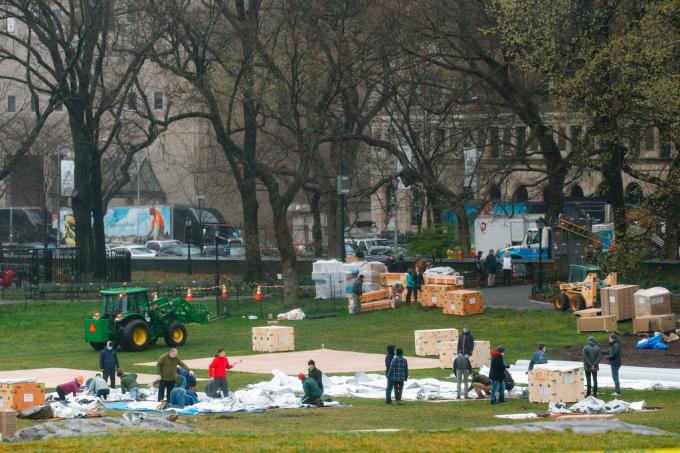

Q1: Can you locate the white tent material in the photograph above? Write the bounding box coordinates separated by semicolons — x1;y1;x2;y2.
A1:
510;360;680;390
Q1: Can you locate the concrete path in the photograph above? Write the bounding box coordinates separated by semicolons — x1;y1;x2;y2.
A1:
481;284;552;311
0;368;161;388
136;349;441;374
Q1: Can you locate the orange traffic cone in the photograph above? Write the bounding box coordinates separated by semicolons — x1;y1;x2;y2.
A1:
255;286;262;302
457;249;463;259
221;285;229;299
186;289;193;302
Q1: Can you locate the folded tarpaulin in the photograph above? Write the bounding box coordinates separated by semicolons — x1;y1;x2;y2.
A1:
636;335;668;350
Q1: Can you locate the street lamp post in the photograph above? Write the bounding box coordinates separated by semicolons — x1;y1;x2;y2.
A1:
536;216;545;292
214;229;220;306
185;218;192;275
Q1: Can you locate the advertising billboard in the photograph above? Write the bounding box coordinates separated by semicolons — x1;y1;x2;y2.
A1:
104;206;171;243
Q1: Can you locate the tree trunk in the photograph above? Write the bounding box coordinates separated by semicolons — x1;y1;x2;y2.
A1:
90;155;107;280
325;191;339;258
601;143;627;238
534;121;567;224
309;191;323;257
453;201;471;253
239;168;263;282
270;196;298;305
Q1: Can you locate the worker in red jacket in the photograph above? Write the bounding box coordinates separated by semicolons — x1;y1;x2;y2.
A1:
208;349;240;398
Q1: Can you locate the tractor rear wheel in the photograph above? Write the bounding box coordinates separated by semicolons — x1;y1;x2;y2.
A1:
164;322;187;347
570;295;586;311
554;294;570;311
90;342;107;351
120;319;150;352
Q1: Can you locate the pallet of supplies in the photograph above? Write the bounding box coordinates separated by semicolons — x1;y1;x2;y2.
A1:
634;287;672;317
528;365;585;403
414;328;459;356
441;290;484;316
632;314;677;333
360;289;391;303
573;308;602;317
420;285;459;307
438;340;491;369
0;381;45;412
384;272;406;286
0;410;17;439
423;274;464;286
252;326;295;353
600;284;639;321
361;299;395;312
576;315;617;333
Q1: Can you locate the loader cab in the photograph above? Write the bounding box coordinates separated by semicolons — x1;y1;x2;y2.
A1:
567;264;601;283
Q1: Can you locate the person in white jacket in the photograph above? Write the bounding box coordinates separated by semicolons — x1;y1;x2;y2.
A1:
502;252;513;286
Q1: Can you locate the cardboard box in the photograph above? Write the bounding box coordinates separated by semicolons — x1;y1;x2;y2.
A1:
528;367;585;403
423;275;464;286
384;273;406;287
0;410;17;439
360;289;391;303
576;315;617;333
442;290;484;316
252;326;295;353
0;382;45;412
634;288;672;317
574;308;602;318
632;314;677;333
600;284;639;321
361;299;395;312
438;340;491;369
414;328;459;356
420;285;458;307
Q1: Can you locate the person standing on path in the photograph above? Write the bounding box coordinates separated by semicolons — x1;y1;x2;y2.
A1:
208;348;237;398
528;343;548;371
99;341;119;388
453;354;472;399
387;348;408;405
475;250;484;287
350;275;364;314
405;268;418;305
489;346;509;404
157;348;192;402
457;327;475;356
501;251;513;286
385;344;396;404
582;336;601;397
485;250;497;287
606;333;622;396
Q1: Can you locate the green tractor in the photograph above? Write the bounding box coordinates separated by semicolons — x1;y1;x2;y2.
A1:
83;287;209;352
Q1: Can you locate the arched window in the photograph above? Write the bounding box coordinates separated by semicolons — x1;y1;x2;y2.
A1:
569;185;585;200
512;185;529;202
625;183;644;205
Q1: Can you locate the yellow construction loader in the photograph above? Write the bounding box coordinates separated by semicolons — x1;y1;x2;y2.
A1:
553;264;617;311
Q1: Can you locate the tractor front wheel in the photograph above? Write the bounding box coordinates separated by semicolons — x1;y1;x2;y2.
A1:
570;295;586;311
120;319;150;352
554;294;570;311
164;322;187;347
89;342;107;351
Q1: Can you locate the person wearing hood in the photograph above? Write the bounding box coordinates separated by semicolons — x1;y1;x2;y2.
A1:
385;344;396;404
489;345;509;404
457;328;474;356
528;343;548;371
99;341;119;388
582;336;601;397
606;333;622;396
208;348;237;398
87;373;110;400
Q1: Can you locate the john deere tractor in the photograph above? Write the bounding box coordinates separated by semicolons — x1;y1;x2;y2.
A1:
84;288;209;352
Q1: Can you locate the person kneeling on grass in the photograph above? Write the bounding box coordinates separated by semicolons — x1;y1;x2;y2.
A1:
56;376;84;400
87;373;110;400
298;373;323;406
118;371;141;401
470;371;491;399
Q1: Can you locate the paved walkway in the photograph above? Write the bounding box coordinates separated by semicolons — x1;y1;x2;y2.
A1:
136;349;441;374
480;284;552;311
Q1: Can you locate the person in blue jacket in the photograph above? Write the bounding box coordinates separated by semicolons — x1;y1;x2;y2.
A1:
385;344;396;404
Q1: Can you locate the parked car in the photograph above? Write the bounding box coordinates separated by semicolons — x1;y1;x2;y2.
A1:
111;245;156;258
202;243;245;257
157;244;202;257
145;240;182;254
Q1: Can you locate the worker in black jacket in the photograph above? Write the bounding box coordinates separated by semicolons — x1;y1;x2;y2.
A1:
489;345;509;404
99;341;119;388
607;333;622;396
307;360;323;393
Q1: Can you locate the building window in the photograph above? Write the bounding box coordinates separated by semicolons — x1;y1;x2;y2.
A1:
643;128;655;151
514;126;526;156
660;142;672;159
489;127;499;158
435;128;445;147
153;91;163;110
557;126;567;151
502;127;512;153
7;95;16;113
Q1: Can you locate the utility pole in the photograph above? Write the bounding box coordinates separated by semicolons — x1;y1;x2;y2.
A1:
337;157;349;262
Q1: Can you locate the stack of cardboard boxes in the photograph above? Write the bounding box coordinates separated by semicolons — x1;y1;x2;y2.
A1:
632;287;676;333
420;285;459;308
577;284;640;333
441;290;484;316
353;288;394;312
0;410;16;440
528;365;585;403
0;381;45;412
414;328;459;356
438;340;491;369
252;326;295;352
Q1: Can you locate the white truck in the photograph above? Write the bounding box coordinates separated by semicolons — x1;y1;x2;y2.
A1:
474;215;550;260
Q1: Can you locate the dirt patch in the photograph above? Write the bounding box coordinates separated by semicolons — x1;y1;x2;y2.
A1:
552;333;680;368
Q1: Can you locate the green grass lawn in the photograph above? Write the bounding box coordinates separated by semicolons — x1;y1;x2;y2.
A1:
1;297;679;451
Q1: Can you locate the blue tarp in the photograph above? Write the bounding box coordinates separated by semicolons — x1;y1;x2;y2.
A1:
635;335;668;350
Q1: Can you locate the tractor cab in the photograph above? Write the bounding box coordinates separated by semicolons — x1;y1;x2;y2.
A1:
554;264;617;312
567;264;601;283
